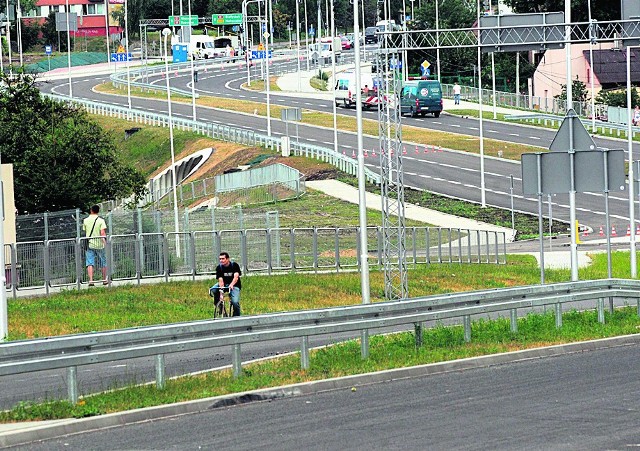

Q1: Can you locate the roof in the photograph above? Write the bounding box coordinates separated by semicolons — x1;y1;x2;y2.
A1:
584;48;640;85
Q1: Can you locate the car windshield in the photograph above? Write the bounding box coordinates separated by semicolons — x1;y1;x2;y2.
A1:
203;42;213;48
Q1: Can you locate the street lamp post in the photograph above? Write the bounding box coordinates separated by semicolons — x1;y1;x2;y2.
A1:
264;1;272;136
296;0;301;91
187;0;197;120
162;28;181;257
626;46;637;278
65;0;73;98
124;0;131;109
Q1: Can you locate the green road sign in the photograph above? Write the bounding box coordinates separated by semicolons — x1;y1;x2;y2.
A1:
168;15;198;26
211;13;243;25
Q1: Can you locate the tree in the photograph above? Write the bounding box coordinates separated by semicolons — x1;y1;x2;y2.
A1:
0;71;147;213
596;88;640;108
555;77;589;104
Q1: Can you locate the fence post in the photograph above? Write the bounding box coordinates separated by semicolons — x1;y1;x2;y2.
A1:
67;366;79;404
156;354;166;389
597;298;605;324
510;308;518;333
301;336;310;369
44;241;50;296
43;212;49;242
232;344;242;378
463;315;471;342
76;208;81;240
555;303;563;328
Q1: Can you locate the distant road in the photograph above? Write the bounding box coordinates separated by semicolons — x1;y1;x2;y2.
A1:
16;342;640;450
38;63;639;232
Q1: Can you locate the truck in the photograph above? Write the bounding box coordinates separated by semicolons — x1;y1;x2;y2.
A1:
186;35;217;59
211;35;240;57
308;37;342;64
334;72;381;109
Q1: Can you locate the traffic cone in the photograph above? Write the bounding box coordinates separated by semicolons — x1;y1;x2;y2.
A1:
364;149;369;157
402;146;407;155
599;226;604;237
372;149;376;157
437;145;443;152
352;150;356;158
636;224;640;235
582;227;590;237
425;145;430;154
612;225;617;237
627;225;632;236
415;145;419;154
342;150;346;156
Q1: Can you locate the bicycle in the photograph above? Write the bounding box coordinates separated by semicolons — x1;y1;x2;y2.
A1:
210;286;234;319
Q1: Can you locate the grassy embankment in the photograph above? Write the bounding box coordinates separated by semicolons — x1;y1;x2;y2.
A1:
3;251;640;421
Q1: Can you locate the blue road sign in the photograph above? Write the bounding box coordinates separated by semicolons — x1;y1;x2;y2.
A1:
111;52;132;62
232;25;239;32
309;25;315;37
45;45;52;55
420;66;430;77
251;50;273;59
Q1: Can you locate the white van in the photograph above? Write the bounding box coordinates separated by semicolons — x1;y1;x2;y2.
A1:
308;37;342;63
334;72;378;108
187;35;216;59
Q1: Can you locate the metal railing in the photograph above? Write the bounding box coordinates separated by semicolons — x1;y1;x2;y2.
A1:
1;278;637;404
3;226;506;299
504;112;640;139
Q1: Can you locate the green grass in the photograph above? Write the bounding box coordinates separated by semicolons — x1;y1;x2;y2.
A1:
3;290;640;421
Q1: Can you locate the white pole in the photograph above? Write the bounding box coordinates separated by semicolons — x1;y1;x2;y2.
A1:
124;0;131;109
16;0;22;66
0;163;6;341
515;52;520;108
65;0;73;98
627;47;637;277
491;52;496;119
265;1;272;136
5;0;11;68
330;0;337;155
476;0;485;206
565;0;578;281
352;0;370;313
435;0;440;83
304;0;309;70
104;0;110;71
188;0;196;120
296;0;301;91
163;28;181;257
587;0;595;130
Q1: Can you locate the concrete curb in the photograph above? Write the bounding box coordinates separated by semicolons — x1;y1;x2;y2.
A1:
2;333;640;448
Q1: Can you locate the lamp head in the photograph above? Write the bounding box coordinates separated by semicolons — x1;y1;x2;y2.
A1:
162;28;172;37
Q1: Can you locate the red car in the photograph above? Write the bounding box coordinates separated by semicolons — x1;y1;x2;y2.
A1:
340;36;352;50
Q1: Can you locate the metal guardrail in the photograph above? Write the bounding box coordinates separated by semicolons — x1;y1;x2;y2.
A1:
1;278;637;403
3;225;506;299
504;112;640;139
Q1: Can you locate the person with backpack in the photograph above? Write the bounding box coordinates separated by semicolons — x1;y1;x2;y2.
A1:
209;252;242;316
83;205;108;286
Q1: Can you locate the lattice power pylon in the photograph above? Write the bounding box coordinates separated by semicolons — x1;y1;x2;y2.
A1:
376;44;407;302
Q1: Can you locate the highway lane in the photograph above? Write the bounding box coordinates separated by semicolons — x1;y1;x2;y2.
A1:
15;342;640;450
39;73;637;232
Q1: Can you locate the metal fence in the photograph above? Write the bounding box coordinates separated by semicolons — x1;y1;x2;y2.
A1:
3;226;506;298
16;207;277;242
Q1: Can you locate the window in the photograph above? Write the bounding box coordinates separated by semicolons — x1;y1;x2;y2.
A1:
83;3;104;15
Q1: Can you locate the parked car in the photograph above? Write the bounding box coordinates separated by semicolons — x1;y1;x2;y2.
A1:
400;80;443;118
340;36;352;50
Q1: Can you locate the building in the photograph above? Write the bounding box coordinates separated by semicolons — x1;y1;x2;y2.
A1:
24;0;123;37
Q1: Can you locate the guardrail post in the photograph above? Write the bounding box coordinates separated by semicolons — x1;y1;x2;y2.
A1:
301;336;310;369
232;344;242;378
510;308;518;333
463;315;471;342
67;366;79;404
555;303;563;328
597;298;605;324
156;354;166;389
361;330;369;359
414;323;423;348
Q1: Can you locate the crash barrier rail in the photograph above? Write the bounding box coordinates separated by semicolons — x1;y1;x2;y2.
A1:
3;225;506;299
42;93;381;189
504;112;639;139
1;278;637;403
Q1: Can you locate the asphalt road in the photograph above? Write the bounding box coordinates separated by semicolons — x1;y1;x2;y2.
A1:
38;60;640;234
12;342;640;450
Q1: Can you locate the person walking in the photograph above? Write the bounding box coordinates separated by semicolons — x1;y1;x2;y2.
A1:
209;252;242;316
83;205;108;286
633;105;640;126
453;82;461;105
